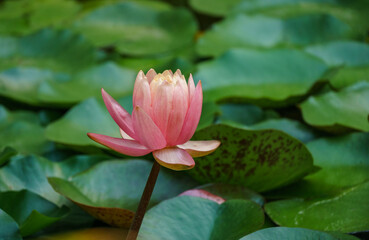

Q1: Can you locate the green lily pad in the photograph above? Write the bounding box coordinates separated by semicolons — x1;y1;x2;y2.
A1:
265;180;369;233
189;124;314;192
0;105;52;154
250;119;319;143
240;227;359;240
305;41;369;89
195;48;329;106
139;196;264;240
189;0;242;16
72;1;197;56
48;160;198;228
0;190;69;236
0;209;21;240
194;183;265;206
0;154;107;206
267;132;369;199
197;14;351;57
232;0;369;37
0;0;80;35
300;82;369;132
45;97;129;147
0;29;100;73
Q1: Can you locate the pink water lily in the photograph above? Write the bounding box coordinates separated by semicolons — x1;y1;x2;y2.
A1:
88;69;220;170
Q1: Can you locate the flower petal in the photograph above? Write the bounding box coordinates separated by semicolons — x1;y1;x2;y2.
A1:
179;189;225;204
146;68;157;83
119;128;134;140
166;75;189;145
87;133;152;156
177;140;221;157
133;70;152;114
175;81;203;145
153;147;195;171
132;106;167;149
101;88;136;139
188;74;195;102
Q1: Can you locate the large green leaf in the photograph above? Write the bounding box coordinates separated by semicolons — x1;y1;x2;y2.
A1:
0;29;100;72
267;132;369;199
138;196;264;240
189;0;242;16
0;190;69;236
0;0;80;35
195;48;329;106
48;160;198;227
300;82;369;132
72;1;197;56
197;13;351;57
305;41;369;89
0;209;21;240
0;105;52;154
189;124;314;192
240;227;359;240
0;154;107;206
265;181;369;233
232;0;369;37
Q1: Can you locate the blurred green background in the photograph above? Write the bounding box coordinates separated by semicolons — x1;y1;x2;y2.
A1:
0;0;369;239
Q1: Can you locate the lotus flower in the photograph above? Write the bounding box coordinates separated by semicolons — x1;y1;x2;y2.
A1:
88;69;220;170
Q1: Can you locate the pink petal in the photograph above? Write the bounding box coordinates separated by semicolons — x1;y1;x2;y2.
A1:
166;75;189;145
179;189;225;204
188;74;195;103
175;81;203;145
177;140;221;157
132;106;167;150
146;68;157;83
87;133;152;156
151;81;174;137
119;128;134;140
101;88;136;139
133;70;151;114
153;147;195;171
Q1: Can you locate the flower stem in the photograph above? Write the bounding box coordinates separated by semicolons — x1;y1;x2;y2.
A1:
126;161;161;240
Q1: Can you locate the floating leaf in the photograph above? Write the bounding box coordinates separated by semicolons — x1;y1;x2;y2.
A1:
189;124;314;192
300;82;369;132
72;1;197;56
0;105;52;154
267;132;369;199
0;154;107;206
265;181;369;233
139;196;264;240
240;227;359;240
197;14;351;57
48;160;198;228
305;41;369;89
0;190;69;236
195;48;329;106
0;209;21;240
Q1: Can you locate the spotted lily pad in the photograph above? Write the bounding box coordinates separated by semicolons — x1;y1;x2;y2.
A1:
72;1;197;56
138;196;264;240
48;160;198;228
189;124;314;192
300;82;369;132
197;14;351;57
195;48;329;106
